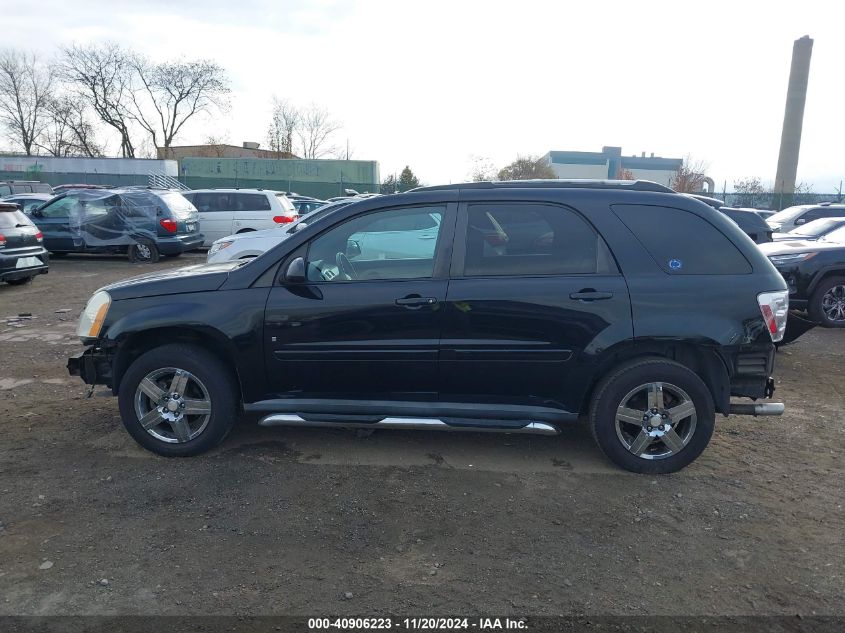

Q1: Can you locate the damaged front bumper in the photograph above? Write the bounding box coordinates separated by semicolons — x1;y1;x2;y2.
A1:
67;347;113;387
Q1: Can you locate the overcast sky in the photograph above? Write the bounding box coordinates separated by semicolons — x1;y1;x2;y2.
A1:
5;0;844;191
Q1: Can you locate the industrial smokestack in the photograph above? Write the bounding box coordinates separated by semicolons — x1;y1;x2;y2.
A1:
774;35;813;195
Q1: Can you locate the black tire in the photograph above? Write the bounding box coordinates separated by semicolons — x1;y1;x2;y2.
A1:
808;275;845;328
589;358;715;474
5;276;34;286
128;240;160;263
118;344;239;457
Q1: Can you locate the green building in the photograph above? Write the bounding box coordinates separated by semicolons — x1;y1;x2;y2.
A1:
180;158;380;199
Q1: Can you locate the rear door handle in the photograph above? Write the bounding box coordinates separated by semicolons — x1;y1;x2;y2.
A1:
569;290;614;301
395;295;438;309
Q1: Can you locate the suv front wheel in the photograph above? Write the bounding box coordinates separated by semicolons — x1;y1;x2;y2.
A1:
118;344;239;456
589;358;715;474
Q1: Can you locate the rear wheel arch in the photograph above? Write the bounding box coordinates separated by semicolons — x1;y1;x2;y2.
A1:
111;327;243;401
581;340;731;416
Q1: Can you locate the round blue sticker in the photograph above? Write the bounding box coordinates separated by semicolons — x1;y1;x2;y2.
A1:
669;258;683;270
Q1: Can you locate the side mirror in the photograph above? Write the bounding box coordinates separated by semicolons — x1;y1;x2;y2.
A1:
31;208;42;218
284;256;306;283
346;239;361;259
795;218;806;225
293;222;308;233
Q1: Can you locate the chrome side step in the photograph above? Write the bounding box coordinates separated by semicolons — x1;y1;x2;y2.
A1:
258;414;560;435
729;402;785;416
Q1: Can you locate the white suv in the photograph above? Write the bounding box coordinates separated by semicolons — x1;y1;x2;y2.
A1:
181;189;297;246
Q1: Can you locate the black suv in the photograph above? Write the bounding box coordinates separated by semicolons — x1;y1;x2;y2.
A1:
30;188;203;262
760;224;845;327
68;181;788;474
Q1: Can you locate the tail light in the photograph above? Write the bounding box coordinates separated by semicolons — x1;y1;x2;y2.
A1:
0;234;5;248
273;214;298;224
757;290;789;342
159;218;177;233
35;231;43;242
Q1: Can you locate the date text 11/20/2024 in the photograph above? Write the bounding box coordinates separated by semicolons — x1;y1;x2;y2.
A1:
308;617;529;630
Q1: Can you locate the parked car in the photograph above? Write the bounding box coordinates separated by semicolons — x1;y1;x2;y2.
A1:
30;188;203;263
68;180;788;474
684;195;772;243
766;203;845;233
772;217;845;242
292;198;327;215
180;189;297;246
0;180;53;196
1;193;54;214
760;224;845;327
206;199;357;263
0;202;49;285
52;184;109;194
719;207;773;244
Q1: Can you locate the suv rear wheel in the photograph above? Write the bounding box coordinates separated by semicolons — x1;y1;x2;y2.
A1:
589;358;715;474
118;344;239;456
808;276;845;328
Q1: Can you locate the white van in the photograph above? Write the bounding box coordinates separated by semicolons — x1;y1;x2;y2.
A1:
181;189;297;246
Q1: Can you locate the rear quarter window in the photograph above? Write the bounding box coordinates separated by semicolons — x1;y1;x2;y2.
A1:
234;193;271;211
612;204;752;274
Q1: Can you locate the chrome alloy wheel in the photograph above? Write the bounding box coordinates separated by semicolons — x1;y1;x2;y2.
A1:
134;243;152;261
821;285;845;323
133;367;212;443
614;382;697;460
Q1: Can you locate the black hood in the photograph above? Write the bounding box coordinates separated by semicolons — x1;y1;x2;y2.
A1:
101;261;244;300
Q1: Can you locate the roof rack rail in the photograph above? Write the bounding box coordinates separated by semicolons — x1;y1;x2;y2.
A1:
411;179;674;193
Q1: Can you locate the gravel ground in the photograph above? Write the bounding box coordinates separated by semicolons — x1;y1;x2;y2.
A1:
0;254;843;618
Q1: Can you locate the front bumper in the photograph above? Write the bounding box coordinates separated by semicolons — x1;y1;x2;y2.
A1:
68;347;113;387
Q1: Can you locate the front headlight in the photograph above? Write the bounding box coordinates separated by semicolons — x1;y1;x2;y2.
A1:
76;290;111;340
768;252;817;265
208;240;234;257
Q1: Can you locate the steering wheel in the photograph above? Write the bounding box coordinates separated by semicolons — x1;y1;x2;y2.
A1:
336;252;358;280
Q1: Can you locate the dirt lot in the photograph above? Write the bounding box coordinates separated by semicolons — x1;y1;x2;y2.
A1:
0;254;843;618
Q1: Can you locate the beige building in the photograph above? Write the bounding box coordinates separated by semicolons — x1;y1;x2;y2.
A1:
157;142;296;161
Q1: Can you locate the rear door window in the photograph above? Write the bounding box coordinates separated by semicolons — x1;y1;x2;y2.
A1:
462;203;606;276
613;204;752;274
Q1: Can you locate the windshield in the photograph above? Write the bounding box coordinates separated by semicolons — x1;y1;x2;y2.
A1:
767;206;809;224
789;218;840;237
821;225;845;243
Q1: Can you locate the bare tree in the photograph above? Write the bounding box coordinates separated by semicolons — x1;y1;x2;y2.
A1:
497;155;556;181
670;155;710;193
297;104;340;159
467;155;496;182
202;133;230;158
0;49;53;155
38;95;102;157
267;97;299;157
130;55;230;151
60;43;137;157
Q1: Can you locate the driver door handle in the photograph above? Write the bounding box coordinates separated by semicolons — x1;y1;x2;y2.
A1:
395;295;437;309
569;290;614;301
